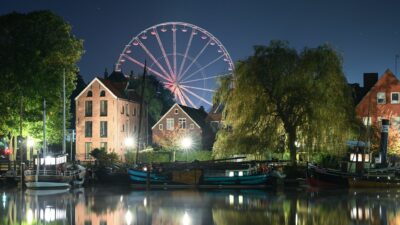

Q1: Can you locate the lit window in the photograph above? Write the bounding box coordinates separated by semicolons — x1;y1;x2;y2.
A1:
159;124;163;130
85;142;92;160
363;117;372;126
229;171;234;177
377;92;386;104
178;118;186;129
100;142;107;151
166;118;174;130
392;92;400;104
238;171;243;176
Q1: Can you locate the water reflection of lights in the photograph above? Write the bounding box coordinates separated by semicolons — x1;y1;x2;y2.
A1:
229;194;234;205
143;197;147;207
182;211;191;225
125;210;133;225
40;207;67;222
350;207;371;220
2;192;6;209
27;209;34;224
120;195;124;202
238;195;243;205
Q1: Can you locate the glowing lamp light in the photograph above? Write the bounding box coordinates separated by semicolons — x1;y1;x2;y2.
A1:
4;149;11;155
27;138;35;148
180;137;192;149
124;137;135;148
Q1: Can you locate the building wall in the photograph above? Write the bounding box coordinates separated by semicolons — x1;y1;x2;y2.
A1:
75;79;147;161
356;70;400;128
152;104;202;149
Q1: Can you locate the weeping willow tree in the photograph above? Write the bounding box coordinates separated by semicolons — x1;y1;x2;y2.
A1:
213;41;358;165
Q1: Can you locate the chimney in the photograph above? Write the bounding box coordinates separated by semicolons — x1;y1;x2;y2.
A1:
379;119;389;167
363;73;378;91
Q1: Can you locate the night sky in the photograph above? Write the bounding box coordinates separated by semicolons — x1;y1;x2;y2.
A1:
1;0;400;85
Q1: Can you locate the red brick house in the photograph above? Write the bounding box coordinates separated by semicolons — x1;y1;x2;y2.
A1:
356;69;400;151
75;71;148;161
152;103;213;150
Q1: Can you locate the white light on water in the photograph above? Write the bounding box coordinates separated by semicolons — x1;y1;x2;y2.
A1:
2;193;6;209
229;194;234;205
125;211;133;225
181;211;191;225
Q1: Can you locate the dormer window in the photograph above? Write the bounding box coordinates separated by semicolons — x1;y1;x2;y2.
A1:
391;92;399;104
377;92;386;104
100;90;106;97
87;91;93;97
174;108;178;114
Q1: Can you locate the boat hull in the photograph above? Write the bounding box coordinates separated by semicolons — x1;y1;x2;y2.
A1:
25;181;70;189
307;165;349;187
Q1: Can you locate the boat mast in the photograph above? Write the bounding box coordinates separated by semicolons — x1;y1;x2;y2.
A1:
136;60;147;165
62;69;66;155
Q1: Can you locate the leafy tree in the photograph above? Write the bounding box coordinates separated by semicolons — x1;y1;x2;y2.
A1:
0;11;83;152
213;41;357;165
90;148;120;167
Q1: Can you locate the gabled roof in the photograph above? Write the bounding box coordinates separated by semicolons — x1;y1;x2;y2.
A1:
357;69;399;107
74;72;142;102
151;103;209;130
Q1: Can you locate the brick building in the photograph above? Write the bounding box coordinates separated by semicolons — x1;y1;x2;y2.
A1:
152;103;214;150
356;69;400;129
75;71;148;161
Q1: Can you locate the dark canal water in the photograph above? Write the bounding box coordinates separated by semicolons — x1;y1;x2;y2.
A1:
1;186;400;225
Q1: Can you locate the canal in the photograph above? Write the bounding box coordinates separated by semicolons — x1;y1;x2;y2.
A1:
0;186;399;225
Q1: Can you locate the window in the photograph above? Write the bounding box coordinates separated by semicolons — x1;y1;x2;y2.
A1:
85;142;92;160
363;117;372;126
174;108;179;114
166;118;174;130
190;124;194;129
126;104;129;116
100;90;106;97
392;92;400;104
133;107;136;116
100;121;107;137
392;117;400;130
178;118;186;129
85;101;92;117
100;100;107;116
85;121;92;137
121;105;124;114
159;124;163;130
377;92;386;104
86;91;92;97
121;124;125;132
100;221;107;225
100;142;107;151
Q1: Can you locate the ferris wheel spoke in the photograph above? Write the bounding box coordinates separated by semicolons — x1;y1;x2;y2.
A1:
176;88;187;105
136;38;173;80
153;28;175;80
177;31;194;81
181;86;212;106
123;54;172;82
180;85;216;92
173;25;177;77
180;54;225;83
179;89;197;108
180;74;229;84
179;39;212;81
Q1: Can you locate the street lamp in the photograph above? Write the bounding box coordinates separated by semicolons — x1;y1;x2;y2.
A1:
180;137;192;161
124;137;135;149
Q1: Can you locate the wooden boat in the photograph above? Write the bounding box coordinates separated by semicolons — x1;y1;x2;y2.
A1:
306;163;350;187
128;160;274;188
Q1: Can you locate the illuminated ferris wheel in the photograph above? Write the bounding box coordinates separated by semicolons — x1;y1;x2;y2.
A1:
115;22;234;108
